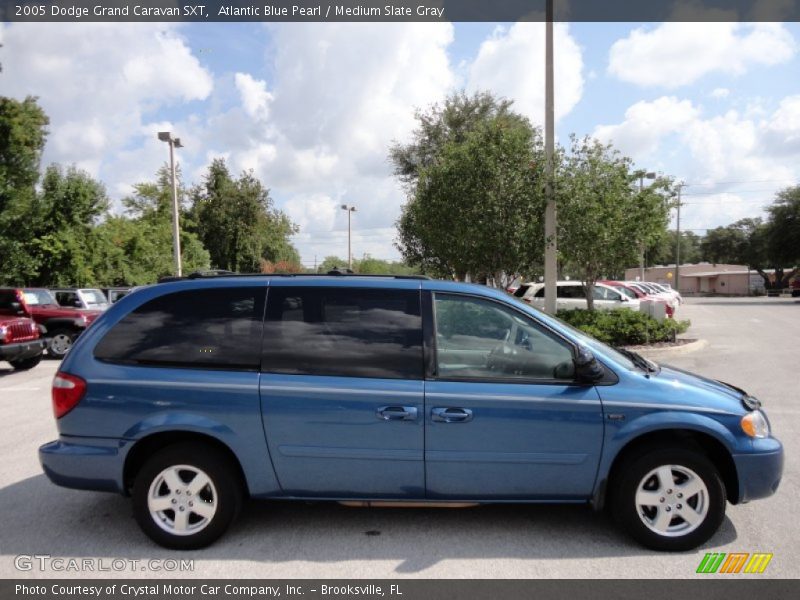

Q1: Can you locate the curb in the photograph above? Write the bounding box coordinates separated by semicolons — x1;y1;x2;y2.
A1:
627;338;708;359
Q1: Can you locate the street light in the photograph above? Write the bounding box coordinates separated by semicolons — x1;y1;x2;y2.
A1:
543;0;557;314
340;204;357;270
158;131;184;277
638;171;657;281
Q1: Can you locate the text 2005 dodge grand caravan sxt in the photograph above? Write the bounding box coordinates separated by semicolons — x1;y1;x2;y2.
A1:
39;273;783;550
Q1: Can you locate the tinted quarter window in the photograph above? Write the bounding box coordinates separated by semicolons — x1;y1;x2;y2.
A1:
94;287;266;370
262;287;423;380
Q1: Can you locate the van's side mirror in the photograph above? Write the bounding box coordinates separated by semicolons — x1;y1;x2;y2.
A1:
574;346;604;382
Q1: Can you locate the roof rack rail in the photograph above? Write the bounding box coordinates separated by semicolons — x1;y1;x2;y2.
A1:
157;270;430;283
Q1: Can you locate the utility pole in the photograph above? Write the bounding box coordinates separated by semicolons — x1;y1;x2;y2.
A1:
674;183;684;291
543;0;557;314
638;171;656;281
340;204;357;270
158;131;183;277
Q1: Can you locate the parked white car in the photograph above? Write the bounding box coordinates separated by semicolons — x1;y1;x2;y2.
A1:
516;281;641;312
648;282;683;305
52;288;110;311
626;282;679;311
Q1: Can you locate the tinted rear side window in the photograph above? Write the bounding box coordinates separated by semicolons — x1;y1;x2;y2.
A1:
94;287;266;370
557;285;584;299
513;285;529;298
262;287;423;379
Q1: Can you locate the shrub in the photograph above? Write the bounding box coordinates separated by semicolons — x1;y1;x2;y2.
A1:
556;308;690;346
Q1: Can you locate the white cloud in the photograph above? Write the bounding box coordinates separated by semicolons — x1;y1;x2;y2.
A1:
609;23;796;88
762;94;800;156
594;95;799;232
212;23;456;261
467;22;584;124
594;97;699;157
0;22;212;184
710;88;730;99
234;73;273;120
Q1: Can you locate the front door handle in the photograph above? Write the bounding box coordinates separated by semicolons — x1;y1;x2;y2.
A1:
376;406;418;421
431;407;473;423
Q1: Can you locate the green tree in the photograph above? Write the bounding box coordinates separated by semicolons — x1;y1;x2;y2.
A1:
394;92;546;282
0;96;49;283
357;257;420;275
701;224;749;264
190;159;300;272
28;164;109;286
763;185;800;287
648;230;703;266
109;166;210;282
316;256;351;273
557;136;674;310
0;96;48;213
700;209;797;291
390;90;529;186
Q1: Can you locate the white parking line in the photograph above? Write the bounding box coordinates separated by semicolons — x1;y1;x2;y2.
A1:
0;386;42;392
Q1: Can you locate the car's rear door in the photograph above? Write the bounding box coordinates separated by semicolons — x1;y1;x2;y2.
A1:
259;282;425;498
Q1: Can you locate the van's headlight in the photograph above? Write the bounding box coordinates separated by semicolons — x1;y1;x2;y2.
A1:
741;410;770;438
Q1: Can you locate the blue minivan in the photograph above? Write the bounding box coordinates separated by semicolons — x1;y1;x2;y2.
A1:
39;274;783;551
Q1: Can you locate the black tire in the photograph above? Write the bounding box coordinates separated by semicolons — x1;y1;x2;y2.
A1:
132;442;243;550
10;354;42;370
47;329;77;359
611;447;726;551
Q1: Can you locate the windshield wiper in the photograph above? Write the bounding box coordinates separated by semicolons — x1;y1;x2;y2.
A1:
616;348;660;375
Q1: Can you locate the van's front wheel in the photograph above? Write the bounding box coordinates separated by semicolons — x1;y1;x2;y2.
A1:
612;447;726;551
132;443;242;549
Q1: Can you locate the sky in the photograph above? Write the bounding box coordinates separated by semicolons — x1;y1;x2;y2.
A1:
1;21;799;269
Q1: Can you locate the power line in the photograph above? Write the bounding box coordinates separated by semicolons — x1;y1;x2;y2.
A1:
681;189;787;196
683;179;797;186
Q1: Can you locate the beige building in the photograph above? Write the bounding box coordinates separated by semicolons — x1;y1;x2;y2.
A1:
623;263;759;295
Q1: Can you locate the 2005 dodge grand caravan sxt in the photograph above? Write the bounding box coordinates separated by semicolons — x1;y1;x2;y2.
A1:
39;273;783;551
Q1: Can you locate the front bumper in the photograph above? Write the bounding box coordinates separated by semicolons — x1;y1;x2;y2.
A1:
39;437;127;494
733;437;784;503
0;339;45;362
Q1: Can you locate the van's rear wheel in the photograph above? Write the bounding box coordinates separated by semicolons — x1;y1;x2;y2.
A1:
612;447;726;551
132;443;242;549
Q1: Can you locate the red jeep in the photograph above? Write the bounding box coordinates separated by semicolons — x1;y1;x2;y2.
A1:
0;288;102;359
0;311;45;370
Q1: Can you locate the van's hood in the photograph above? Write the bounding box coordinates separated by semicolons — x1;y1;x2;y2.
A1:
655;364;759;412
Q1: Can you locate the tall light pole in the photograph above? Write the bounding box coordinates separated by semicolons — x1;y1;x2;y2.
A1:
674;183;684;292
543;0;557;314
340;204;357;270
158;131;183;277
638;171;656;281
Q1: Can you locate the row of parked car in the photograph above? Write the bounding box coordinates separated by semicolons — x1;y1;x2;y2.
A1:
510;280;682;317
0;287;131;369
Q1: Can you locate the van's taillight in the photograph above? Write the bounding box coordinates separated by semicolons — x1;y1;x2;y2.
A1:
52;372;86;419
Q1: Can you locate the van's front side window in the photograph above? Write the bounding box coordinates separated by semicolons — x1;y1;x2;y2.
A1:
433;294;575;381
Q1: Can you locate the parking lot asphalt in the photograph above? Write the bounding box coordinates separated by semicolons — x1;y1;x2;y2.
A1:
0;297;797;579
